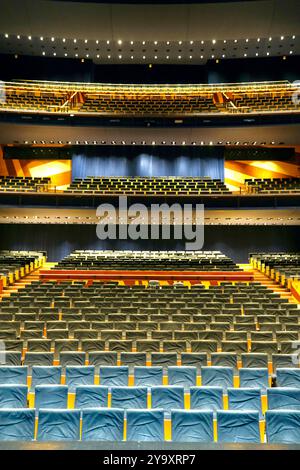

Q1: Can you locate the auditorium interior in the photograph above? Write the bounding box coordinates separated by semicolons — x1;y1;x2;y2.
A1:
0;0;300;451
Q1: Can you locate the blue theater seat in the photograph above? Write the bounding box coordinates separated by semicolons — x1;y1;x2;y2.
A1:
134;366;163;387
217;410;260;443
228;388;262;418
0;385;28;409
75;385;108;409
276;368;300;388
65;366;95;392
111;386;147;410
99;366;129;386
81;408;124;441
171;410;214;443
151;386;184;416
167;366;197;388
266;410;300;444
34;384;68;410
0;409;35;441
37;409;80;441
126;409;164;442
267;387;300;410
190;386;223;412
201;367;234;390
0;366;27;384
239;368;269;391
31;366;62;390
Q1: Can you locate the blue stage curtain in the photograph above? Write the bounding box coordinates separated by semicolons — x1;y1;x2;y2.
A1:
71;146;225;181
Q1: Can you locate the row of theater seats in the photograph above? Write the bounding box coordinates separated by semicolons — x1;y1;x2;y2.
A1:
1;363;299;390
2;407;299;443
53;250;241;271
0;251;46;287
250;252;300;287
64;176;231;195
3;351;300;372
0;176;50;192
245;177;300;194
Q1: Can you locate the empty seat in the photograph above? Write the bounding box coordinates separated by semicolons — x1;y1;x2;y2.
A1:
0;366;27;384
65;366;95;392
111;386;147;409
126;409;164;442
88;352;117;371
27;339;51;352
151;353;178;370
24;352;54;368
251;341;278;354
151;386;184;416
217;410;260;443
241;353;269;369
171;410;214;443
34;384;68;410
272;354;298;371
0;384;28;408
120;352;147;371
228;388;262;417
37;409;80;441
168;366;197;388
0;409;35;441
201;366;234;390
31;366;62;390
1;351;22;366
239;368;269;391
81;408;124;441
99;366;129;386
75;385;108;409
266;410;300;444
190;386;223;412
180;353;207;372
134;366;163;387
191;340;218;353
267;387;300;410
211;353;238;370
276;369;300;388
59;352;86;368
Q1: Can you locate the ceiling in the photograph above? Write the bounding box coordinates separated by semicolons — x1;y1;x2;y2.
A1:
0;0;299;64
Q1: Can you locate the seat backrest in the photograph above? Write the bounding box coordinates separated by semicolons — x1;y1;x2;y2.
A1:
0;384;28;408
134;366;163;386
266;410;300;444
34;385;68;410
81;408;124;441
65;366;95;392
99;366;129;386
267;387;300;410
217;410;260;443
239;368;269;390
276;368;300;388
167;366;197;387
75;385;108;409
126;409;164;442
171;410;214;443
111;386;148;410
0;366;27;384
228;387;262;417
190;386;223;411
0;409;35;441
151;386;184;414
31;366;62;389
201;366;234;390
37;409;80;441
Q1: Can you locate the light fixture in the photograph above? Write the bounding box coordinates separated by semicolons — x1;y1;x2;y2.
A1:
292;35;296;39
143;55;146;59
244;53;247;57
106;40;110;44
130;41;134;45
257;38;260;42
63;38;66;42
154;55;157;59
222;54;225;58
108;55;111;59
119;55;122;59
118;39;122;45
182;141;186;145
4;34;8;38
246;38;249;42
166;55;169;59
130;55;133;59
201;40;204;44
212;39;216;44
64;53;68;57
256;52;259;56
269;37;272;41
290;50;293;54
152;141;156;145
209;141;213;145
189;55;193;59
53;52;56;56
280;36;284;40
17;35;20;39
190;40;194;44
200;55;204;59
166;41;170;45
142;41;146;45
234;39;237;43
28;35;32;40
86;54;89;58
96;54;99;58
211;54;214;58
42;51;45;56
75;53;78;57
154;41;157;45
200;141;204;145
223;40;227;43
51;37;55;42
178;40;182;45
178;55;181;59
267;52;269;56
40;36;43;41
96;40;99;44
73;39;77;43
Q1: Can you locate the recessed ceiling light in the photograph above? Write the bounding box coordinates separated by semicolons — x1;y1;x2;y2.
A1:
42;51;45;56
86;54;89;58
290;50;293;54
119;55;122;59
154;41;157;45
246;38;249;42
118;40;122;45
190;40;193;44
130;55;133;59
244;53;247;57
130;41;134;45
166;55;169;59
223;40;226;43
53;52;56;56
201;40;204;44
182;141;186;145
234;39;238;43
267;52;269;56
142;41;146;45
17;35;20;39
4;34;8;38
200;55;204;59
178;41;182;45
154;55;157;59
189;55;193;59
106;40;110;44
73;39;77;43
108;55;111;59
211;55;214;58
222;54;225;58
28;35;32;40
143;55;146;59
257;38;260;42
166;41;170;45
64;53;68;57
212;39;216;44
96;54;99;58
152;141;156;145
256;52;259;56
292;35;296;39
75;53;78;57
269;37;272;41
280;36;284;40
62;38;66;42
178;55;181;59
51;37;55;42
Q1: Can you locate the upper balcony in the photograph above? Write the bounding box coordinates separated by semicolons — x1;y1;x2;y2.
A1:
1;80;300;119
